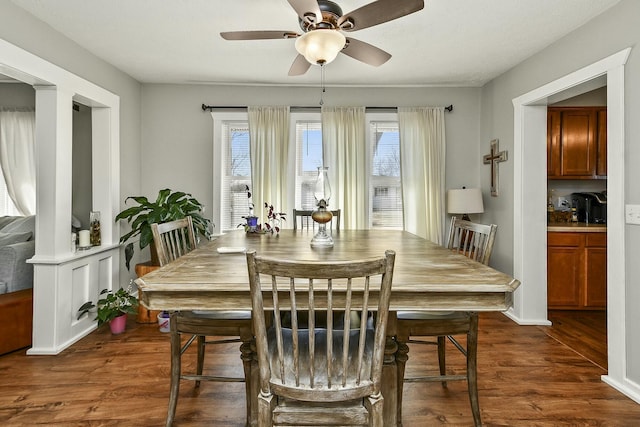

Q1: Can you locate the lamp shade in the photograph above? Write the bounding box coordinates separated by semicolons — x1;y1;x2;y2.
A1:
447;188;484;215
295;29;346;65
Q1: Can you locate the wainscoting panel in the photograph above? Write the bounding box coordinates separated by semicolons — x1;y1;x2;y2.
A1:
28;245;120;355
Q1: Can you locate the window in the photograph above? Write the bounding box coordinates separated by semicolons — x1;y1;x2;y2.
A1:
213;112;404;232
0;170;20;216
295;121;323;210
369;121;403;229
220;121;251;231
374;187;388;197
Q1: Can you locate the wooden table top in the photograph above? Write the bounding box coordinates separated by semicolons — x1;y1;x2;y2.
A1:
136;229;520;312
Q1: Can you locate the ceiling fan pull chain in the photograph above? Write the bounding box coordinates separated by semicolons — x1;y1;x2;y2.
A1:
319;63;326;106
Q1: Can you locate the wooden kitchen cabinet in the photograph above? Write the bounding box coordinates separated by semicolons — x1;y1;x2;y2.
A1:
547;233;583;308
596;109;607;176
547;231;606;310
547;107;607;179
584;233;607;308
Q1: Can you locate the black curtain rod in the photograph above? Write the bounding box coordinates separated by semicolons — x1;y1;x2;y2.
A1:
201;104;453;113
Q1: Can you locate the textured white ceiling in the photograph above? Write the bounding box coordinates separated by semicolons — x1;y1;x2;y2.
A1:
10;0;620;86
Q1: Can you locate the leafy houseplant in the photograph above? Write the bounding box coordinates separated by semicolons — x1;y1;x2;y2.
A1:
115;188;213;269
77;285;138;329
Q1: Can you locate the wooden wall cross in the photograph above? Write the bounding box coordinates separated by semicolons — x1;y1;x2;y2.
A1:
483;139;508;196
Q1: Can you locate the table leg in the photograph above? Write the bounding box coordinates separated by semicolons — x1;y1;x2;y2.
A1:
382;312;399;426
382;334;399;426
395;340;409;427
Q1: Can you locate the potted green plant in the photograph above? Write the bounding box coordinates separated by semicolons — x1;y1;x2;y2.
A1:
77;285;139;334
115;188;213;270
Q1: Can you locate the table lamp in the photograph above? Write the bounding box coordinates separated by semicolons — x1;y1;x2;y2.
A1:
447;187;484;221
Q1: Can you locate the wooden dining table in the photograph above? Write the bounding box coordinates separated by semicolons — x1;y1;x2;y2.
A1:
136;229;520;426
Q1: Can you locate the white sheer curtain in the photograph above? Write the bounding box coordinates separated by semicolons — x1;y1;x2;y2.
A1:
248;106;291;223
321;106;366;229
398;107;446;244
0;108;36;216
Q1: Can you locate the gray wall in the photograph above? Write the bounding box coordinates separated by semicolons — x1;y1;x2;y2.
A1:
0;1;143;280
480;0;640;383
140;84;482;234
72;103;92;229
0;82;35;107
551;86;607;107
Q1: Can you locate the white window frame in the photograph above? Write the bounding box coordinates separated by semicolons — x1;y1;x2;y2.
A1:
366;112;402;230
212;111;297;232
212;112;248;234
290;112;323;211
213;111;403;232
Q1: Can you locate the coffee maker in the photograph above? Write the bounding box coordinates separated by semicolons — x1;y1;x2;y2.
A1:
570;192;607;224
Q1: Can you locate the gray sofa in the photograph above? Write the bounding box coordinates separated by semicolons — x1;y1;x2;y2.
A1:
0;215;35;295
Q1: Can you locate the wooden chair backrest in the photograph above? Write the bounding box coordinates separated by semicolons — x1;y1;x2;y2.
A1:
246;249;396;403
292;208;341;231
446;216;497;265
150;217;197;267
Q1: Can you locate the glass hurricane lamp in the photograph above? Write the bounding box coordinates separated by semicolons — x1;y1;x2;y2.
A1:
310;166;334;247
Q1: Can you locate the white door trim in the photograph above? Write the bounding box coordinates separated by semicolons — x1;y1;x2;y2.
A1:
509;47;640;403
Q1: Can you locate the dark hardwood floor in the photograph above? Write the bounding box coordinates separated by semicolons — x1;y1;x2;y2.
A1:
1;311;637;426
544;310;608;370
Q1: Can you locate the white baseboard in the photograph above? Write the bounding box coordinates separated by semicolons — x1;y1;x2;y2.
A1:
602;375;640;405
502;308;552;326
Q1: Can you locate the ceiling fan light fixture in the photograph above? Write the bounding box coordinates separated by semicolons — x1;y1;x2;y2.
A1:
295;29;346;65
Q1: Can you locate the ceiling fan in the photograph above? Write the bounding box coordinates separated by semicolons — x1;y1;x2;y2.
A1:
220;0;424;76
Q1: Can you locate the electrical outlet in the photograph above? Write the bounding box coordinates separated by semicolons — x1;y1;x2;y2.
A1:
625;204;640;225
557;196;569;208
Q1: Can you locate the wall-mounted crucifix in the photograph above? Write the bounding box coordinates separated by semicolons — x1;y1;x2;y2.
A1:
483;139;508;197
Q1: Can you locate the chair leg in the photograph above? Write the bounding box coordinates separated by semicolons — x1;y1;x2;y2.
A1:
366;393;385;427
257;390;275;427
195;335;205;388
166;315;181;427
437;335;447;387
239;333;254;427
395;338;409;426
467;314;481;427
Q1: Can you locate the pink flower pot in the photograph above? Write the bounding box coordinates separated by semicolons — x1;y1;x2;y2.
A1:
109;314;127;335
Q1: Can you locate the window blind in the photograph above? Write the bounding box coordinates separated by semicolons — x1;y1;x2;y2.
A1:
370;122;403;229
221;121;251;231
295;121;323;210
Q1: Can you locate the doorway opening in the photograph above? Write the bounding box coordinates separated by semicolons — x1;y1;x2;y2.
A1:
545;85;608;370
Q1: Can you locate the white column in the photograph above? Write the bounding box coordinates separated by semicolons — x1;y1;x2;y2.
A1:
92;106;120;245
33;85;74;258
29;87;122;354
29;86;74;353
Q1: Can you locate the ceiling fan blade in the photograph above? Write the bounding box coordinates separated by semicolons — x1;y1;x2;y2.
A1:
341;37;391;67
338;0;424;32
220;30;299;41
288;54;312;76
287;0;322;25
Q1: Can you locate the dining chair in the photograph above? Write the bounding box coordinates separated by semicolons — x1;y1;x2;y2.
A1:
395;216;497;427
151;217;253;427
292;208;341;231
246;249;396;427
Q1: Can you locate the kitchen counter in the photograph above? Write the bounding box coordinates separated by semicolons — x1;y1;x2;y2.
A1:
547;222;607;232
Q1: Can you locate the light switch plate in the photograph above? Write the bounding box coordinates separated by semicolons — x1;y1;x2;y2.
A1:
625;204;640;225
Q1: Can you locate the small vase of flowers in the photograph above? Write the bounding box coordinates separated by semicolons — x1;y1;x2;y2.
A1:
238;185;286;234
